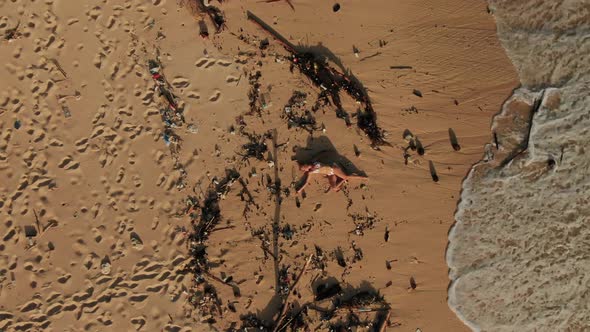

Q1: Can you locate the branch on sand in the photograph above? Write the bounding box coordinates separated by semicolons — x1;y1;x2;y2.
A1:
273;254;313;332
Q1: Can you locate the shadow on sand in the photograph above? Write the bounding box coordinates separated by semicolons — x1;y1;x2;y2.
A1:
291;136;367;177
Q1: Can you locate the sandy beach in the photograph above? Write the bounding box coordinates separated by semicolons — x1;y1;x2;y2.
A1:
0;0;519;331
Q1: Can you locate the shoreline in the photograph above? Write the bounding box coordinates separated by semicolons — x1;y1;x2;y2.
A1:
446;1;590;329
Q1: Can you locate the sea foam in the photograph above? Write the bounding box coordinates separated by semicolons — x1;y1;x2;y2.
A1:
446;1;590;330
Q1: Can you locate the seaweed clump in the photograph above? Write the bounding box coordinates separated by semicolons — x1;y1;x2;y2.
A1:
289;52;387;148
282;91;319;133
240;130;271;161
187;170;240;318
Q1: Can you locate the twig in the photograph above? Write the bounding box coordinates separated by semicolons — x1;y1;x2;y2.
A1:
50;58;68;78
33;209;41;233
276;301;312;332
201;270;239;295
390;66;413;70
261;243;277;260
334;307;390;314
359;52;382;62
262;0;295;10
499;89;545;167
273;254;313;332
378;309;391;332
209;225;235;233
238;178;258;208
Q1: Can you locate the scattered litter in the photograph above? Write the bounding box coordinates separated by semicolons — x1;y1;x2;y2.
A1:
13;120;21;129
247;71;263;116
402;105;418;115
62;105;72;118
186;123;199;134
101;261;111;275
4;21;21;41
130;232;143;248
281;91;318;133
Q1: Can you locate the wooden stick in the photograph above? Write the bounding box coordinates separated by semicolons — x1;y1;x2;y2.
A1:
261;243;277;260
50;58;68;78
209;225;235;233
273;254;313;332
378;309;391;332
33;209;41;233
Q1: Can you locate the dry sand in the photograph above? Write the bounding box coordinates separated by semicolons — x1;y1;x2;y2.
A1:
0;0;517;331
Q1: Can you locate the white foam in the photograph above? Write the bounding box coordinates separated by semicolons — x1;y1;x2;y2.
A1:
447;1;590;330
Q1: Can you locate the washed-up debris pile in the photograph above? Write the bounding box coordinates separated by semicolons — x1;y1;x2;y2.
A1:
247;70;263;116
282;91;319;133
289;53;387;148
187;169;240;320
239;130;272;161
349;211;381;236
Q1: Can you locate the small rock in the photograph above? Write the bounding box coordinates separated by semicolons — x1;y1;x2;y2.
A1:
410;276;417;289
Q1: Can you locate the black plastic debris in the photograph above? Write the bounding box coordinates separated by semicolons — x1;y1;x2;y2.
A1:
24;225;37;237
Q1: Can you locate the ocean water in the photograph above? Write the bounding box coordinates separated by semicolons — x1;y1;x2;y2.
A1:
446;1;590;331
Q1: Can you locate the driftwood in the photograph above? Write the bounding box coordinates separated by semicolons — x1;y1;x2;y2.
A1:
378;310;391;332
273;254;313;332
